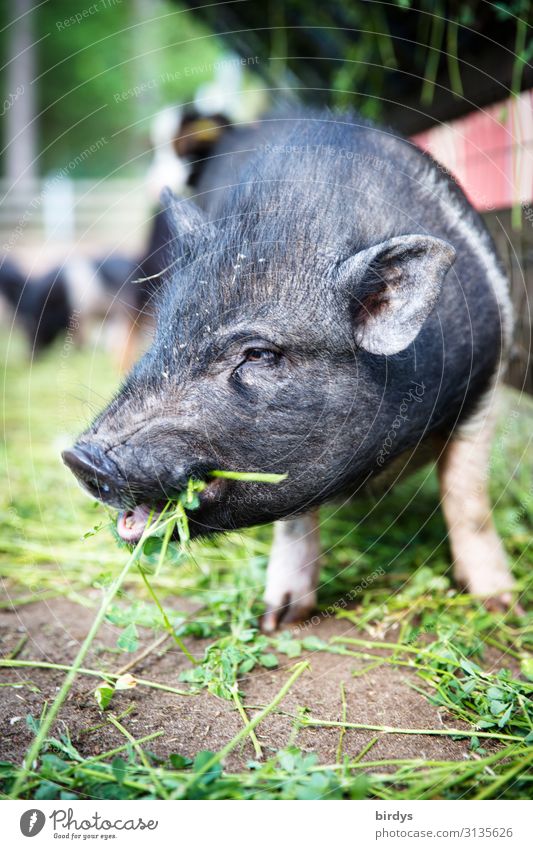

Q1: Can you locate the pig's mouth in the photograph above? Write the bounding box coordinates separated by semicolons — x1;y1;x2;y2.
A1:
116;479;226;544
116;504;158;543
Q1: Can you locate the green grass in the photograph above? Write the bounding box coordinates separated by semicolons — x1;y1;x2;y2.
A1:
0;331;532;800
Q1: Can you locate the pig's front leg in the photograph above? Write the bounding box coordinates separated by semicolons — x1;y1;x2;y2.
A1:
261;511;321;633
437;397;518;611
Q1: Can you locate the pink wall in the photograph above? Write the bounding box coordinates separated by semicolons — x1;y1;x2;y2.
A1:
411;89;533;212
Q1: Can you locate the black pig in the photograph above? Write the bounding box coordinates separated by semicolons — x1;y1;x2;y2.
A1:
63;112;517;631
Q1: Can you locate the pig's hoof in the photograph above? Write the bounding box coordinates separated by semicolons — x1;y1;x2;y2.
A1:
483;593;525;616
260;595;315;634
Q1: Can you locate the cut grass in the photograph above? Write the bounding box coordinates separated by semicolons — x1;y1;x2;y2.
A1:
5;470;286;797
7;507;174;798
0;331;532;800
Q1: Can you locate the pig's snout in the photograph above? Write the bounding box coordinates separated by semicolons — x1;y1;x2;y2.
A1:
62;437;225;544
62;443;123;503
62;438;199;512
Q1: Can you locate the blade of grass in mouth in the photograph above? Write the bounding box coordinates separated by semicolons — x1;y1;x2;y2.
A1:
209;470;288;483
159;471;287;543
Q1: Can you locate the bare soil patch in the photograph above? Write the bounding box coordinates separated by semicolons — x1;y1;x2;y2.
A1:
0;597;505;772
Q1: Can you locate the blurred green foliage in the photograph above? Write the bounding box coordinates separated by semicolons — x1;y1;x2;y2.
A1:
1;0;224;176
184;0;533;130
2;0;533;173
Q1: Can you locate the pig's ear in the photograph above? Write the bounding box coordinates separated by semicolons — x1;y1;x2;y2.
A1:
338;234;456;355
160;187;216;257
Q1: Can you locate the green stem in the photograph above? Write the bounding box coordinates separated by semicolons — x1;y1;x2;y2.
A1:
107;714;169;799
332;637;533;690
0;659;113;682
79;704;135;734
185;662;309;789
115;632;170;677
372;5;397;69
511;14;528;97
421;7;445;105
336;646;459;682
7;634;28;659
75;766;153;794
418;744;525;800
483;636;522;660
446;18;463;97
8;508;186;799
517;694;533;732
230;683;263;759
138;568;197;665
20;731;163;794
336;682;348;764
81;730;163;764
351;735;379;765
305;746;523;774
0;659;190;697
475;748;533;800
0;591;66;608
352;659;386;677
10;546;141;797
210;470;287;483
297;716;524;742
156;502;174;569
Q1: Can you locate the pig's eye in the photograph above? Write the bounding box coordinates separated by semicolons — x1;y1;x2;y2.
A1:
243;348;280;366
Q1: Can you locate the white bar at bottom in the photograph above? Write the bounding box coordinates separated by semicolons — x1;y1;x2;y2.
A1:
3;799;532;848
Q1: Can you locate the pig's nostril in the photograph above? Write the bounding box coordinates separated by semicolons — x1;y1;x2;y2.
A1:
86;477;109;496
62;446;116;497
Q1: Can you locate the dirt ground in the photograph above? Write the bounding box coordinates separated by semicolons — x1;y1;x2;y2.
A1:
0;595;510;772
